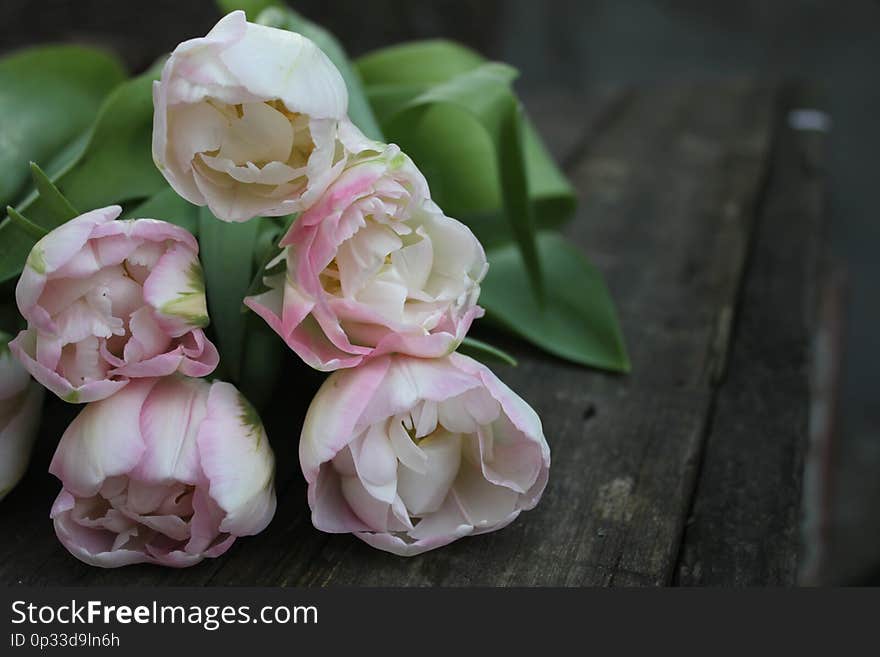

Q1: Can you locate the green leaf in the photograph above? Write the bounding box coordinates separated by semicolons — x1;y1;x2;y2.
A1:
356;40;485;87
0;220;37;281
0;160;82;282
38;64;166;218
255;6;384;140
125;187;200;236
198;208;261;381
28;162;78;226
245;214;294;299
216;0;278;18
0;63;166;284
238;314;285;411
355;41;483;133
0;298;22;337
0;45;126;209
482;232;630;372
522;119;577;232
382;63;542;299
358;42;576;237
458;337;518;367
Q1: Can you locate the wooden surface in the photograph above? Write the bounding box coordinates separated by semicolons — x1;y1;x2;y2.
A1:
0;79;824;586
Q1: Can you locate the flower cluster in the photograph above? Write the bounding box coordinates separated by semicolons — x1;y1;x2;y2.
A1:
154;10;548;557
6;10;548;566
8;203;277;567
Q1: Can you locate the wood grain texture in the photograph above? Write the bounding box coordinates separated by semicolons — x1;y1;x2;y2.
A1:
0;80;811;587
674;86;826;586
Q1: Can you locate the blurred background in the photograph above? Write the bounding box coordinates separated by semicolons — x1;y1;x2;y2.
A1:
1;0;877;585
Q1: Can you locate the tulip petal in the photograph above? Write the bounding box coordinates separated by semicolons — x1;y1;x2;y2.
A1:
397;430;461;517
143;244;209;335
51;490;151;567
49;379;156;496
218;21;348;120
452;458;520;529
388;417;428;475
10;330;127;403
18;205;120;282
131;376;208;484
186;486;227;555
122;307;173;364
215;101;294;165
197;382;276;536
478;414;543;494
341;474;394;532
357;494;472;557
309;465;372;533
349;423;398;504
299;356;391;481
0;367;43;501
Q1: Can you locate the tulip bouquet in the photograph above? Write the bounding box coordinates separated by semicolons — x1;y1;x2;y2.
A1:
0;1;627;567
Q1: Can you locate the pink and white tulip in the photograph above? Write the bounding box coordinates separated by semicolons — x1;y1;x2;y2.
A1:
9;205;218;404
49;376;276;568
300;353;549;556
246;145;488;371
0;341;44;501
152;10;369;223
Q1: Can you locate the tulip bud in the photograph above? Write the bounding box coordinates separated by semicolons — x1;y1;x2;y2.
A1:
246;145;488;371
10;205;219;403
49;376;276;567
152;10;370;223
300;353;549;556
0;338;44;501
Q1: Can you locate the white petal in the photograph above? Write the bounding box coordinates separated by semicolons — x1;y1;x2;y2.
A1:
216;101;294;165
340;475;390;531
413;400;439;438
168;101;226;168
336;223;402;298
133;376;209;484
355;279;407;322
452;459;519;528
438;394;480;434
390;231;433;294
407;493;471;541
220;22;348;119
350;423;397;504
397;430;461;517
388;418;427;475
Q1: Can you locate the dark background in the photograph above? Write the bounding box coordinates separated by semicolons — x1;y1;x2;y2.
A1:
1;0;877;585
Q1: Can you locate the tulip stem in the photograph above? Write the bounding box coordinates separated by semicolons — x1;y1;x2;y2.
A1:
5;206;47;241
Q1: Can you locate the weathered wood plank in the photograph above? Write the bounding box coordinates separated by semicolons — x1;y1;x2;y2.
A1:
674;86;825;586
284;80;778;586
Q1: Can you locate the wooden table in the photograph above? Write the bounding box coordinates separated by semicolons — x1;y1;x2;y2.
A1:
0;79;825;586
